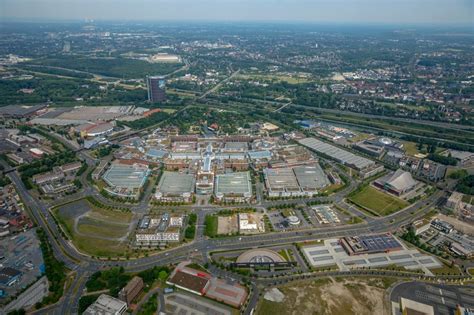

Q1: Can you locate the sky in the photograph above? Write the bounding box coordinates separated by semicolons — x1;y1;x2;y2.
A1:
0;0;472;25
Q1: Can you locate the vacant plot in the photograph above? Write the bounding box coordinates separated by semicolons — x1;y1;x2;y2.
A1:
349;186;409;216
217;215;238;235
401;141;423;156
77;217;129;239
257;277;392;315
53;199;133;257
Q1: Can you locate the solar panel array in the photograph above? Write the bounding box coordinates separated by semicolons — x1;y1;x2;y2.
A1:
360;234;402;252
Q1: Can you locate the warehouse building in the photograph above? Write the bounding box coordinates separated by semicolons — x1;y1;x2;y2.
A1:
215;171;252;202
0;104;47;119
298;138;377;172
155;171;195;202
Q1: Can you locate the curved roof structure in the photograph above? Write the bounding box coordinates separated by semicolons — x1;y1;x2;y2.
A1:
386;169;416;192
236;248;285;264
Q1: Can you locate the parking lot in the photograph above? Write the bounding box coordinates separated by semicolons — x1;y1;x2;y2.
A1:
391;282;474;315
165;292;233;315
0;228;45;301
267;209;311;231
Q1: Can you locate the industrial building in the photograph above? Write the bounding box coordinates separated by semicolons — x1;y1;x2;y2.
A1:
373;169;417;196
83;294;127;315
147;76;166;102
215;171;252;202
155;171;195;202
102;160;150;199
0;104;47;119
340;234;403;256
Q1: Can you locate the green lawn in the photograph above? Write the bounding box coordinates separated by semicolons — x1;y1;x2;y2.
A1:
204;215;218;237
349;186;409;216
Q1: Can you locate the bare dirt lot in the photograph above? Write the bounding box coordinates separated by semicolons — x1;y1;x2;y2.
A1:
217;215;238;235
257;277;395;315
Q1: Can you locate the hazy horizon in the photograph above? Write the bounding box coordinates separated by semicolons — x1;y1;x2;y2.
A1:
0;0;472;26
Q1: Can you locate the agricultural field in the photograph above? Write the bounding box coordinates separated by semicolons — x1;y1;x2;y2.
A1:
349;186;409;216
52;198;134;257
257;277;395;315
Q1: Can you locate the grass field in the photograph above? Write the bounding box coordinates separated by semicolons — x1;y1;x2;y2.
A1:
204;215;218;237
401;141;422;156
349;186;409;216
257;277;392;315
53;199;132;257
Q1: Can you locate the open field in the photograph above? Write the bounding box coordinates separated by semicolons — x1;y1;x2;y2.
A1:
349;186;409;216
257;277;393;315
53;199;133;257
401;141;422;156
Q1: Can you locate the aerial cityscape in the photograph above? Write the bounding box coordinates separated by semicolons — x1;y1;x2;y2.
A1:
0;1;473;315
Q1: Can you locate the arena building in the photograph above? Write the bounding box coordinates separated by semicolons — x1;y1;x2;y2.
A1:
374;169;417;196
